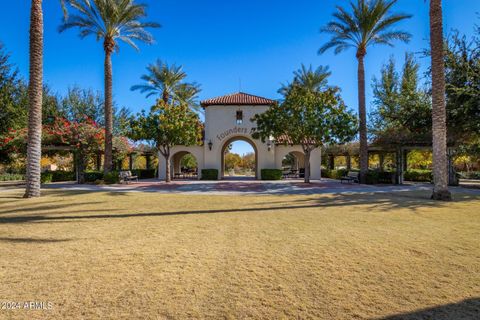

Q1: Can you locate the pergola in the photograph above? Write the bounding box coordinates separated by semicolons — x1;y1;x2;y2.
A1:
323;133;458;185
43;145;156;182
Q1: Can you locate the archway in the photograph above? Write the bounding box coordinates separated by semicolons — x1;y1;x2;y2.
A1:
171;151;198;180
221;136;258;179
282;151;305;179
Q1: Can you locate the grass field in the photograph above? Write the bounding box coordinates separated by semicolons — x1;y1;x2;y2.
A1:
0;189;479;319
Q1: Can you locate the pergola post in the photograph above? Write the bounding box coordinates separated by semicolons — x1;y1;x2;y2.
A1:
328;155;335;170
346;154;351;171
128;153;134;171
403;149;409;172
379;153;385;172
96;152;102;171
447;148;458;186
395;147;404;185
146;154;152;170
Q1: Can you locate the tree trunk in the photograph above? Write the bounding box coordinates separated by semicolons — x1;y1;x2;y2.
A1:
165;153;171;183
103;48;113;174
304;149;311;183
24;0;43;198
77;151;86;184
357;54;369;184
430;0;451;200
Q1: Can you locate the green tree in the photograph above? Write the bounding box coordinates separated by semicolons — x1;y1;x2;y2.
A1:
253;86;358;183
224;152;241;171
370;53;431;136
319;0;411;183
59;0;160;174
0;44;26;141
131;59;202;112
129;102;202;182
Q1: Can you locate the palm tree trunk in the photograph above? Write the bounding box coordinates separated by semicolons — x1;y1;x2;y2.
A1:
357;55;368;184
24;0;43;198
430;0;451;200
103;49;113;174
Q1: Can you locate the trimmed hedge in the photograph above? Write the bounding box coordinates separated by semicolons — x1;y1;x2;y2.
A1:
0;173;24;181
41;172;53;183
104;171;120;184
321;168;350;179
132;168;156;179
404;169;432;182
84;171;104;182
261;169;283;180
51;170;75;182
201;169;218;180
366;171;395;184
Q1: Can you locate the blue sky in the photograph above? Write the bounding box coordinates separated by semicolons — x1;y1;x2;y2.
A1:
0;1;479;155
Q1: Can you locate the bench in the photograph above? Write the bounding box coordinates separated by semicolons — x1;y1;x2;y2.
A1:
340;171;359;184
119;171;138;184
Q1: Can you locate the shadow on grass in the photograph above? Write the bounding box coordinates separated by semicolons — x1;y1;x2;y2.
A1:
0;237;73;243
0;192;477;224
377;297;480;320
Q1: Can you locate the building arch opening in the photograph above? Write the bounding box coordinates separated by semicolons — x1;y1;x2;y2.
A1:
171;151;198;180
282;151;306;179
221;137;258;179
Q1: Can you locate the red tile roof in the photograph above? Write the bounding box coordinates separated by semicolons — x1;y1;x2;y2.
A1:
201;92;276;107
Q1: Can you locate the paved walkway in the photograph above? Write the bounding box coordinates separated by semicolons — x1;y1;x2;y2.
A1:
29;178;480;196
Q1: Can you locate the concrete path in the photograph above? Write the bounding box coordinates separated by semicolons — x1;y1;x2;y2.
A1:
30;179;480;196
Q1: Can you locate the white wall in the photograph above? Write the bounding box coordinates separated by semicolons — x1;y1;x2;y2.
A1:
157;103;322;180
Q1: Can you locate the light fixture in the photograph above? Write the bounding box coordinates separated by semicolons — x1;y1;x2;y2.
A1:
267;140;272;151
208;140;213;151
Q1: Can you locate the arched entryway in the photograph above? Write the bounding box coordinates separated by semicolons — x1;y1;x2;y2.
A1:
282;151;306;179
221;136;258;179
171;151;198;180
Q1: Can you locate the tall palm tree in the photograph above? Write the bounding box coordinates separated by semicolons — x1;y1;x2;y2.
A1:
279;64;331;96
59;0;159;174
131;59;201;111
429;0;451;200
24;1;67;198
24;0;44;198
319;0;411;183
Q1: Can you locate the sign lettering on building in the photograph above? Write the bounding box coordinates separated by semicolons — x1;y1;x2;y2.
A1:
216;127;256;141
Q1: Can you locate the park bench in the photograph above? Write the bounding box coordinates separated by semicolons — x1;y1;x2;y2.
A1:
119;171;138;184
340;171;359;184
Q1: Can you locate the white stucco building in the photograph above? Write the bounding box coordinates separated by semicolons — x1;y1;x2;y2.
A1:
158;92;322;180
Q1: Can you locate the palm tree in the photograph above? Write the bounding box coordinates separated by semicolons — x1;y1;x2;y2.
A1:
24;1;67;198
24;0;44;198
429;0;451;200
59;0;159;174
279;64;331;96
131;59;201;111
319;0;411;183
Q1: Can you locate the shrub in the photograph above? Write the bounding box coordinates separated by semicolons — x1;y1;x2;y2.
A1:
132;168;156;179
322;168;351;179
84;171;104;183
404;169;432;182
104;171;120;184
201;169;218;180
41;172;53;184
364;170;395;184
0;173;24;181
261;169;282;180
51;170;75;182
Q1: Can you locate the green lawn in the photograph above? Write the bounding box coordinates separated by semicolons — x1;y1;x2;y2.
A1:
0;189;479;319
